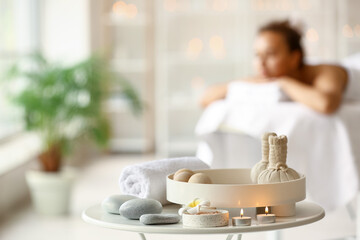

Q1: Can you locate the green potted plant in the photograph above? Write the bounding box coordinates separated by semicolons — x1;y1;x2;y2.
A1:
4;53;142;214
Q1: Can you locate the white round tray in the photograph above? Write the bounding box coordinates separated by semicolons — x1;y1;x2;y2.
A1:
83;202;324;235
166;168;306;208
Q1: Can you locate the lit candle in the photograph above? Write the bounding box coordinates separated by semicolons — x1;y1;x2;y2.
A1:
257;206;276;224
232;208;251;226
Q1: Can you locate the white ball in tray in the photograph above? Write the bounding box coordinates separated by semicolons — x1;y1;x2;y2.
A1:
174;171;193;182
174;168;195;177
188;173;212;184
173;168;195;182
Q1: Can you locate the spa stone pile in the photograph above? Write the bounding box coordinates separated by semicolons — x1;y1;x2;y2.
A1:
101;194;180;225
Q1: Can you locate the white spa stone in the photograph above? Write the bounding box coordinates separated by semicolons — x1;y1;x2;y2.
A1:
140;214;180;225
174;171;193;182
188;173;212;184
119;198;163;220
174;168;194;178
182;209;229;228
101;194;138;214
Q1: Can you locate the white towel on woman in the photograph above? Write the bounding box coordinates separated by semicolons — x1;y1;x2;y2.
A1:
196;81;290;135
227;81;290;103
119;157;209;205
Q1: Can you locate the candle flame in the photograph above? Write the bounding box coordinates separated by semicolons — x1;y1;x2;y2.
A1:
240;208;244;218
265;206;269;215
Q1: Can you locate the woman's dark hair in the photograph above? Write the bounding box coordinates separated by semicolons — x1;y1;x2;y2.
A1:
259;20;304;68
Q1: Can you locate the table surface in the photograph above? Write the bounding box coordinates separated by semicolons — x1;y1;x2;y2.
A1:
82;201;325;235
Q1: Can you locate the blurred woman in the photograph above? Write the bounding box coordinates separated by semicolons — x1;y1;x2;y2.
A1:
200;20;348;114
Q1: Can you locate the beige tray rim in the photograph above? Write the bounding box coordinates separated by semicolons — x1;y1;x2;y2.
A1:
166;168;306;208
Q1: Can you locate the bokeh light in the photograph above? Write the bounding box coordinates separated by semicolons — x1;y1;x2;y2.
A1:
354;24;360;38
297;0;311;10
253;0;265;10
212;0;228;12
306;28;319;42
343;24;354;38
164;0;177;12
209;35;225;59
191;76;205;89
112;1;127;16
126;4;138;19
112;1;138;19
186;38;203;59
280;0;293;11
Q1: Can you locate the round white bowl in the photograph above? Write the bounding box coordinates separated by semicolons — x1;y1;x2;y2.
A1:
182;210;229;228
166;168;305;208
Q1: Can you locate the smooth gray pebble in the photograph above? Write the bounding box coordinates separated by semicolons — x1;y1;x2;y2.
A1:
101;194;138;214
119;198;163;220
140;214;180;225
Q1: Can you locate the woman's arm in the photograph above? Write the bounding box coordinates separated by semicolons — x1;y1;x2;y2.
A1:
278;65;347;114
199;76;267;108
199;83;228;108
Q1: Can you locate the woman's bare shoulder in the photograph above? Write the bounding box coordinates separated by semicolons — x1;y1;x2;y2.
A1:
307;64;347;78
305;64;348;91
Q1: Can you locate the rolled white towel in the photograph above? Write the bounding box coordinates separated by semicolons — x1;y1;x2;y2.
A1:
226;81;290;104
119;156;209;205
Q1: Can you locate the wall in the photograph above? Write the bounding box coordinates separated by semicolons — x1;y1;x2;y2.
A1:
41;0;92;63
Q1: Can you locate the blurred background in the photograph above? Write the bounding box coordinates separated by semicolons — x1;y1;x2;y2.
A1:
0;0;359;239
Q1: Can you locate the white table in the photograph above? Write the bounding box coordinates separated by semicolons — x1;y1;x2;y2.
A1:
82;201;325;240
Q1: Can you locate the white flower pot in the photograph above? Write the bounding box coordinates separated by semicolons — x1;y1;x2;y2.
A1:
26;167;76;215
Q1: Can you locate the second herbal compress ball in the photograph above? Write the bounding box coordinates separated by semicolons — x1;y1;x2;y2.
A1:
258;135;300;183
